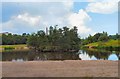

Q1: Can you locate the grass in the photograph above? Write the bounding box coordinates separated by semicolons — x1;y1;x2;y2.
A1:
104;39;119;46
84;39;120;51
0;44;27;49
85;39;120;47
85;42;100;47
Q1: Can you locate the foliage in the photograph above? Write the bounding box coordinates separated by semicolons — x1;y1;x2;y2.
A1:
0;44;27;51
81;32;119;45
1;33;29;45
1;25;120;52
86;39;120;47
4;47;15;50
84;39;120;51
0;44;27;48
27;26;80;52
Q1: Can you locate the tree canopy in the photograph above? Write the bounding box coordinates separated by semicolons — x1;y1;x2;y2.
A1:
27;26;81;52
1;33;29;45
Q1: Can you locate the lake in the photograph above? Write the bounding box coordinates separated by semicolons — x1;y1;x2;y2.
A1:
1;49;120;61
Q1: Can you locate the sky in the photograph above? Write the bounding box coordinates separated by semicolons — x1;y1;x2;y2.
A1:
1;0;119;38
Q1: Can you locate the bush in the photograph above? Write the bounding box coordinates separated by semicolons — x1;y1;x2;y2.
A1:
4;47;15;50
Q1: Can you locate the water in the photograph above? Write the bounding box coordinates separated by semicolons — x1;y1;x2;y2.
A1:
1;49;120;61
78;50;120;60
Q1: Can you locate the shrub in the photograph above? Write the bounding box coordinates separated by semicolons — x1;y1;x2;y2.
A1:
4;47;15;50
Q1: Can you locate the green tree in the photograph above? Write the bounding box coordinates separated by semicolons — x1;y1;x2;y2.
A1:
98;31;109;42
27;26;80;52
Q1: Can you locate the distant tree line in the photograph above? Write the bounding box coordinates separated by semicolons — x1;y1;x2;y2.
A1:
27;26;81;52
1;33;29;45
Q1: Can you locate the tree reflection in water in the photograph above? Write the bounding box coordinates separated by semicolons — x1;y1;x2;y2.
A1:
79;49;120;60
2;50;80;61
2;49;120;61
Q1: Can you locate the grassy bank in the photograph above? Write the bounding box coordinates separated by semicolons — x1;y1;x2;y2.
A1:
0;44;27;50
84;39;120;51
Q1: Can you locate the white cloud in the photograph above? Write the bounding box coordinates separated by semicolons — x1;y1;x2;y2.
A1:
18;2;73;26
62;0;73;9
2;2;73;34
68;9;94;37
86;0;119;2
102;0;119;2
1;0;74;2
2;20;17;33
86;1;118;14
2;2;96;38
16;13;41;26
2;13;42;34
68;9;91;26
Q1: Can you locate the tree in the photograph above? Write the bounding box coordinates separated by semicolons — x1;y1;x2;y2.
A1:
87;34;93;43
27;26;80;52
27;33;39;49
2;33;28;45
98;32;109;42
49;26;53;36
93;33;102;42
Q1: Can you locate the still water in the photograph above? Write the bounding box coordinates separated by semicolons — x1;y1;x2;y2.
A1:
2;49;120;61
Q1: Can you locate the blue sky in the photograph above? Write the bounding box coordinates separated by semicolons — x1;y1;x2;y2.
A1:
1;0;118;38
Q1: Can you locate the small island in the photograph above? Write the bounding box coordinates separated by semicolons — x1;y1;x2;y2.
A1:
27;26;80;52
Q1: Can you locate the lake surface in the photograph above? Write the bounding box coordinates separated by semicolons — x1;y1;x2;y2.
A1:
2;49;120;61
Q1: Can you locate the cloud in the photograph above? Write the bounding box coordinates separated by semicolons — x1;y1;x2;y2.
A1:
86;1;118;14
86;0;119;2
62;0;73;9
68;9;94;37
2;2;69;32
15;13;41;26
18;2;73;26
2;13;42;34
2;2;96;38
2;2;73;34
1;0;74;2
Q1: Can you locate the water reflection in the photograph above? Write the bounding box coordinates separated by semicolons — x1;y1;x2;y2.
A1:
78;49;120;60
2;49;120;61
2;50;80;61
108;54;118;60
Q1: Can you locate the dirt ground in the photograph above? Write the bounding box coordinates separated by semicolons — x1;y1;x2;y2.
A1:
2;60;118;77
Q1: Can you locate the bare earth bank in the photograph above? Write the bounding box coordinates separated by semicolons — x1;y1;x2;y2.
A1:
2;60;118;77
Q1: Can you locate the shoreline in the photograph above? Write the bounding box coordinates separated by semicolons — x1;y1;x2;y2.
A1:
2;60;118;77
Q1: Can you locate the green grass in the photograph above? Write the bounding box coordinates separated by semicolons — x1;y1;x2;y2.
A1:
84;39;120;51
85;39;120;47
0;44;27;49
85;42;100;47
104;39;119;46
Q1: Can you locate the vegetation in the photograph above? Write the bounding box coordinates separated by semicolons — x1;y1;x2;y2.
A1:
0;44;27;51
0;44;27;48
81;32;119;45
27;26;81;52
85;39;119;46
1;25;120;52
1;33;29;45
83;39;120;51
4;47;15;50
80;31;120;51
